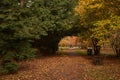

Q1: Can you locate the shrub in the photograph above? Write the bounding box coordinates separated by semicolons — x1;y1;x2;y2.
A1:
0;61;19;74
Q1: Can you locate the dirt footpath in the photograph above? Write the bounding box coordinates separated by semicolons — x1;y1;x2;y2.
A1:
0;53;91;80
0;51;120;80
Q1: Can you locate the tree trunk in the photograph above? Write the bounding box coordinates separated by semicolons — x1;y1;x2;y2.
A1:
116;48;120;57
110;29;120;57
39;41;59;55
20;0;25;7
33;36;61;55
92;38;101;55
94;45;101;55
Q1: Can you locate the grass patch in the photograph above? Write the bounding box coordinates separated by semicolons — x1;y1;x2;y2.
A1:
75;50;87;56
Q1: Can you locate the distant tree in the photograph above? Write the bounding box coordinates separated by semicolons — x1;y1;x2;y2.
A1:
110;29;120;57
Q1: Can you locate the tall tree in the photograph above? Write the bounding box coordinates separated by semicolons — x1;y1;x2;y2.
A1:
0;0;78;74
75;0;120;55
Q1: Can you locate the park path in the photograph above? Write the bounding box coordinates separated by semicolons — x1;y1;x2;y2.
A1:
0;51;92;80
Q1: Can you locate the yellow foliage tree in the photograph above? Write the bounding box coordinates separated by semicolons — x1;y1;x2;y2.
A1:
75;0;120;56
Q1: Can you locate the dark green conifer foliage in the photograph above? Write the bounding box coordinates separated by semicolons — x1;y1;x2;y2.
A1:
32;0;78;54
0;0;78;74
0;0;37;74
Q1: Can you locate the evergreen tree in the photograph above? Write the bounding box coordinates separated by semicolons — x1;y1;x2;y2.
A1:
31;0;78;54
0;0;78;74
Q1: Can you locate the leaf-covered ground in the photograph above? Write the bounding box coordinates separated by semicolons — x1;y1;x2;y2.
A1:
0;50;120;80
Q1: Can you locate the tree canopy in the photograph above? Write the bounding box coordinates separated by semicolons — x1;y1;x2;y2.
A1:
0;0;78;74
75;0;120;55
